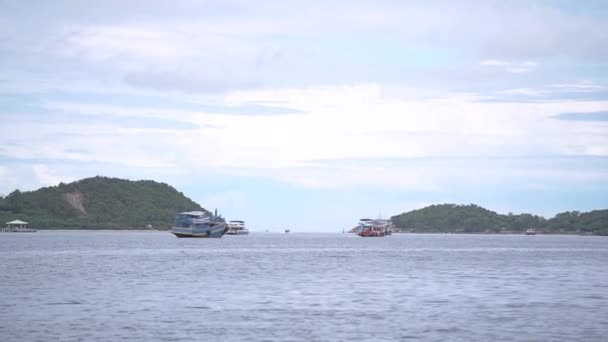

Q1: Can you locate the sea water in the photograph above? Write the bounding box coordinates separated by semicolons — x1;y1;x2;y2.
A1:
1;231;607;341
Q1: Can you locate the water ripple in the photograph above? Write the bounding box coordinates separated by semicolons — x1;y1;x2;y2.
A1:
1;232;607;341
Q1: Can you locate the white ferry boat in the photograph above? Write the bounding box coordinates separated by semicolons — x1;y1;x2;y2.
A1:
226;220;249;235
170;210;227;238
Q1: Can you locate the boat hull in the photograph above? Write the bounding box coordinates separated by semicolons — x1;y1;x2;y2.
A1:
226;231;249;235
170;224;227;238
358;231;385;237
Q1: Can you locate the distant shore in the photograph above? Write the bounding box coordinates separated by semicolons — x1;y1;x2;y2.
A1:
393;231;599;236
15;229;604;236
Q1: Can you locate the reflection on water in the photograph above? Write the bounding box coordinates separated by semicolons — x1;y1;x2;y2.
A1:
1;232;607;341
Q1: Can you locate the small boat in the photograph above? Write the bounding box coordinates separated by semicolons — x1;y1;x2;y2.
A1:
226;220;249;235
526;228;537;235
170;210;227;238
284;229;290;233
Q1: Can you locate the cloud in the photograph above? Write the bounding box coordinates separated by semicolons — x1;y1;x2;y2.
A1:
506;67;532;74
41;100;302;124
480;59;509;66
59;26;193;62
551;81;606;92
2;1;608;231
482;80;608;102
480;59;539;73
4;1;605;96
554;111;608;122
32;164;75;186
123;70;262;94
1;1;607;107
497;88;544;96
474;3;608;61
4;82;608;190
19;84;608;162
0;163;78;194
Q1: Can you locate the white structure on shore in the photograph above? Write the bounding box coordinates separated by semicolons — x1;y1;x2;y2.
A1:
2;219;36;232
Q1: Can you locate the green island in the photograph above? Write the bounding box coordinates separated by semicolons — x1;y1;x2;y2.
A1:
1;177;606;234
391;204;608;236
0;176;207;229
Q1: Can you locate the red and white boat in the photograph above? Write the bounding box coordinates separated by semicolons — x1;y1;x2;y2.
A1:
356;218;392;237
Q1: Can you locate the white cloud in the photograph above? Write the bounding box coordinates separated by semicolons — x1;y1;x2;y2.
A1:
0;164;79;195
60;26;191;62
1;1;606;99
506;67;532;74
521;61;538;67
551;80;606;92
493;81;607;98
54;22;270;81
480;59;509;66
4;83;608;190
584;145;608;156
32;164;75;186
480;59;539;73
497;88;544;96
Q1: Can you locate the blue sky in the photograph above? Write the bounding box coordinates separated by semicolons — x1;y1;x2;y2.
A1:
1;0;607;231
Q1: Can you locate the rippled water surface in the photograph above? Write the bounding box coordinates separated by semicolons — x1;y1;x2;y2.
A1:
1;231;607;341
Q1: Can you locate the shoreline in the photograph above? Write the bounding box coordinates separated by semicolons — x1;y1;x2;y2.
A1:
16;229;605;236
393;231;600;236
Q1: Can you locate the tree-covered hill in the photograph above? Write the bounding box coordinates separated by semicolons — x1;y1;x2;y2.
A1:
0;176;207;229
391;204;607;235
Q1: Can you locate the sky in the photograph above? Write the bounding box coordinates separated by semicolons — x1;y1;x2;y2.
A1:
1;0;607;232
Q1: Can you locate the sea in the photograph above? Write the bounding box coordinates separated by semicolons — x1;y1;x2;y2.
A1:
1;231;607;341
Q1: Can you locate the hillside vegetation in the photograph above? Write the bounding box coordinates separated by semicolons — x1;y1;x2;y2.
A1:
391;204;608;235
0;177;206;229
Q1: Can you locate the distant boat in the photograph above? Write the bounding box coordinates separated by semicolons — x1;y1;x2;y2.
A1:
226;220;249;235
284;229;290;233
526;228;537;235
170;210;227;238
